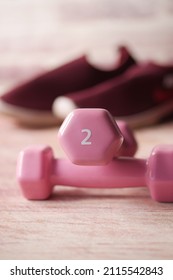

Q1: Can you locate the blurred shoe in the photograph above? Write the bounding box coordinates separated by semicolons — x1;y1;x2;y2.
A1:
53;62;173;128
0;46;135;126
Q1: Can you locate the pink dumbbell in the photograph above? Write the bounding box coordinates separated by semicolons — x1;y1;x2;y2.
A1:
58;108;137;165
17;145;173;202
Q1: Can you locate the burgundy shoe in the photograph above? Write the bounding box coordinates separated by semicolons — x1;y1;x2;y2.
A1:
0;46;135;126
53;62;173;128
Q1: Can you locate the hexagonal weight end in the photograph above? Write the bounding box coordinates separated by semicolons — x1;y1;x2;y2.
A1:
147;145;173;202
58;108;123;165
17;145;53;199
116;120;138;157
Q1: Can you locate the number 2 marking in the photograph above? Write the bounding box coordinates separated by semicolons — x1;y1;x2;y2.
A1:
81;129;92;145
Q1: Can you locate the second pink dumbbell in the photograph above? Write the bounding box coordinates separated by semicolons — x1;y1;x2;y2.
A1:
58;108;137;165
17;145;173;202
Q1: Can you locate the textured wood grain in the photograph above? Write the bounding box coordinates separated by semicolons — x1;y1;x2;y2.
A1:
0;0;173;260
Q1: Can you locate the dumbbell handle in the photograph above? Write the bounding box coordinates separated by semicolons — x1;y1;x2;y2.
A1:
51;157;146;188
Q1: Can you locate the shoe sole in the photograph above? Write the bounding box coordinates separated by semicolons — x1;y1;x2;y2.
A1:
0;100;58;127
0;99;173;128
120;101;173;127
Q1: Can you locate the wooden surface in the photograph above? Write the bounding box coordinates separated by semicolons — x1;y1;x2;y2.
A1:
0;115;173;260
0;0;173;260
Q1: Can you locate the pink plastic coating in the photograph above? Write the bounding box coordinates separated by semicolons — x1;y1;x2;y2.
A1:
51;157;146;188
17;145;145;200
17;145;173;202
116;120;138;157
147;145;173;202
58;108;124;165
17;146;53;200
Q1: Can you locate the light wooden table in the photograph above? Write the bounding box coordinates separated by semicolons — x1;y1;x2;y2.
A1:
0;114;173;260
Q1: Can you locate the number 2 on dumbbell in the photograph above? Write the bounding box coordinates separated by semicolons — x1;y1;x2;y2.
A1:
81;129;92;145
58;109;137;165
